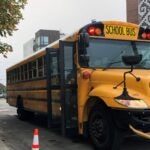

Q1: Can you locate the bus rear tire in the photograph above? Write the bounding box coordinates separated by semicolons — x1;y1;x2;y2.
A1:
17;108;28;121
16;97;34;120
88;104;123;150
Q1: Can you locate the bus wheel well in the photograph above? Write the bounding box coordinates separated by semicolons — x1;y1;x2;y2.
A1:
82;97;108;137
84;96;108;122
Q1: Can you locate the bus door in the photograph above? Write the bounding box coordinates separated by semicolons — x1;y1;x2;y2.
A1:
59;41;78;136
46;48;61;127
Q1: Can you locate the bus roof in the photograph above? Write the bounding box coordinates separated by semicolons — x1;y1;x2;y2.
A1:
79;21;150;41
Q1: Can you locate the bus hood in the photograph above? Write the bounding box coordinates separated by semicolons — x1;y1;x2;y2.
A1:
88;69;150;108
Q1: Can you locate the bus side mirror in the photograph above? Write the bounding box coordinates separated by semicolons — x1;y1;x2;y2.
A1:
79;31;89;49
79;54;90;66
114;54;142;99
122;54;142;66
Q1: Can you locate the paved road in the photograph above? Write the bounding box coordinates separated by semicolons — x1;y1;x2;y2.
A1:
0;98;150;150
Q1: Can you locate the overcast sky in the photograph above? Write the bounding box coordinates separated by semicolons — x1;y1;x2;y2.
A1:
0;0;126;85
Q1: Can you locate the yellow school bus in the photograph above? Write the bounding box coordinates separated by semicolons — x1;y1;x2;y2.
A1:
7;21;150;150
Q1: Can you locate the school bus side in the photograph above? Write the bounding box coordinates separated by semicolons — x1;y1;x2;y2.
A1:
6;41;61;118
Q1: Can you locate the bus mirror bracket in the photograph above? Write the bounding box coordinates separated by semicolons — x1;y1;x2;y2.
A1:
114;54;142;100
79;54;90;62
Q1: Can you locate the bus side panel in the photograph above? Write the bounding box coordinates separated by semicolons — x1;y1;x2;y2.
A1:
7;79;48;113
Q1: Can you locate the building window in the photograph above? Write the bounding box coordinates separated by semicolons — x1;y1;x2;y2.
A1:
37;37;40;46
41;36;49;45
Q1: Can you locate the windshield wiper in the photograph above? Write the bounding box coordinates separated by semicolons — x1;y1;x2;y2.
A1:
102;60;122;71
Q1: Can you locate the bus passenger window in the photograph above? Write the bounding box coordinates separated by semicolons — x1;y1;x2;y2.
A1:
38;57;43;77
21;66;24;81
43;56;46;77
24;64;28;80
32;61;37;78
28;62;32;79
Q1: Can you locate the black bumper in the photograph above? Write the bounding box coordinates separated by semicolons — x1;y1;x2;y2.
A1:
112;108;150;132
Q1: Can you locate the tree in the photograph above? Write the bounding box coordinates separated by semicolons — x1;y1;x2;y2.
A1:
0;0;27;57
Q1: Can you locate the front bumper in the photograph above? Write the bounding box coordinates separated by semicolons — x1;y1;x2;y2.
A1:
129;124;150;139
112;108;150;132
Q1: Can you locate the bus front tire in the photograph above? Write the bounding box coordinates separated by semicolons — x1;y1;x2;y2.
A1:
88;104;122;150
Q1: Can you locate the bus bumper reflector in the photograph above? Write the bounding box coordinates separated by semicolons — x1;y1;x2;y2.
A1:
129;124;150;139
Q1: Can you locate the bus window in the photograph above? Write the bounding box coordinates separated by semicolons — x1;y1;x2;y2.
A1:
38;57;43;77
64;46;74;84
32;61;37;78
51;55;59;85
43;56;46;77
24;64;28;80
28;62;32;79
21;66;24;81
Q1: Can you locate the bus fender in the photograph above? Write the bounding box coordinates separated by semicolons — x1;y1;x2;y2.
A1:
88;86;120;107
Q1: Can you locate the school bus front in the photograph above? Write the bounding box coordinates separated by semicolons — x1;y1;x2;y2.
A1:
77;21;150;149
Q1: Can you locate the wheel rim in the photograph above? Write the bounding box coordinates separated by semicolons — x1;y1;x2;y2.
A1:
90;113;109;145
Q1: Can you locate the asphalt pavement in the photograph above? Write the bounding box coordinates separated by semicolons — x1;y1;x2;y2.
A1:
0;98;150;150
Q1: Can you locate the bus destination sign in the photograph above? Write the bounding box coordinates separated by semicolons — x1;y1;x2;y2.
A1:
104;24;139;40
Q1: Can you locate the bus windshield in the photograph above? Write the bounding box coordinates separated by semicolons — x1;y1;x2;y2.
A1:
80;38;150;69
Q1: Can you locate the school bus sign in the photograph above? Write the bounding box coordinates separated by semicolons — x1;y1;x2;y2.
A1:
104;21;139;40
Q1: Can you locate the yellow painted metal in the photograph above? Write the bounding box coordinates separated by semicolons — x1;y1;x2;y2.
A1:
77;68;150;134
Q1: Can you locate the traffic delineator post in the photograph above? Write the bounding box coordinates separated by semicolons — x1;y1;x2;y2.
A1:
32;128;40;150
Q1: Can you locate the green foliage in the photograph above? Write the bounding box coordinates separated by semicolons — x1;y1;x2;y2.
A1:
0;0;27;57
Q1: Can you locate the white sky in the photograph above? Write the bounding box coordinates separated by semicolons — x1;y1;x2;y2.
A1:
0;0;126;85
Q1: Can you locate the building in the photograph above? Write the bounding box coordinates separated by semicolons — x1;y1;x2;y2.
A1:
33;30;60;52
126;0;138;24
126;0;150;28
23;30;63;57
23;38;34;58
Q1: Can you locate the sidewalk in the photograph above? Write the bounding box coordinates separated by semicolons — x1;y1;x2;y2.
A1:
0;140;9;150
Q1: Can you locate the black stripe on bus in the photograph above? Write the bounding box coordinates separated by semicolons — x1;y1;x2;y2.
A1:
7;85;61;92
7;96;61;103
7;96;47;101
7;77;47;85
7;87;47;91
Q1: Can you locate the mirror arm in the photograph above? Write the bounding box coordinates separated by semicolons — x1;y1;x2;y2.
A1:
113;65;140;89
129;72;141;82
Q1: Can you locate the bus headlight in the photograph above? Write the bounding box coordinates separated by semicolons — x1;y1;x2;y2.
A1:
115;99;148;108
